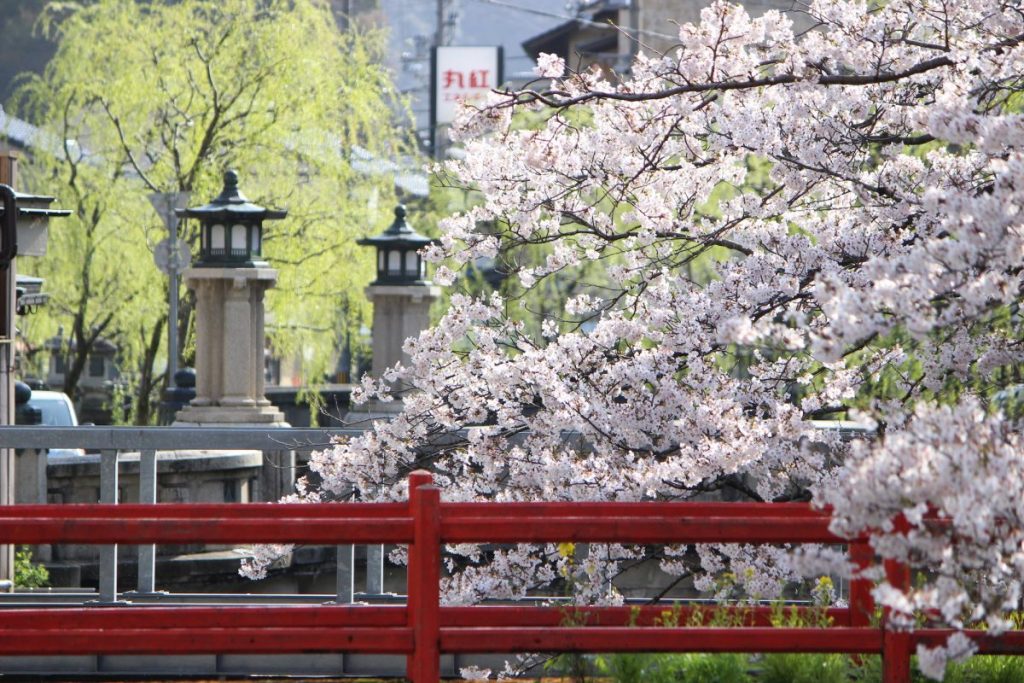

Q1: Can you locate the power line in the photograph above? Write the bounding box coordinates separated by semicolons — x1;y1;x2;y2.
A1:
466;0;677;41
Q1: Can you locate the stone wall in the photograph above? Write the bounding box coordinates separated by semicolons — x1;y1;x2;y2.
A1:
35;450;262;564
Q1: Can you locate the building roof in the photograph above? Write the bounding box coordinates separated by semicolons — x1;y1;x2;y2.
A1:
522;19;580;60
0;106;41;150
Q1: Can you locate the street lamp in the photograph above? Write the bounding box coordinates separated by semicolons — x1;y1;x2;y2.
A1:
177;169;286;267
0;185;70;263
0;170;69;589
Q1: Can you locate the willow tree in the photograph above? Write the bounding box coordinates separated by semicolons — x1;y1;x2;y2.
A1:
11;0;410;422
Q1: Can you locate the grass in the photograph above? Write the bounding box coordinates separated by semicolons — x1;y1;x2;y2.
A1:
548;653;1024;682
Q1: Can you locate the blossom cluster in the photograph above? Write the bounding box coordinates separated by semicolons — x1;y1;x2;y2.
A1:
252;2;1024;677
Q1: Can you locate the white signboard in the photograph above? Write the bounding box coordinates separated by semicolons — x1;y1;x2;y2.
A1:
433;46;503;126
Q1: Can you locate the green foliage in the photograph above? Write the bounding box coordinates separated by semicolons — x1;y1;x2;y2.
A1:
597;652;751;683
849;654;1024;683
14;546;49;588
11;0;412;421
591;652;1024;683
675;653;752;683
931;655;1024;683
756;653;850;683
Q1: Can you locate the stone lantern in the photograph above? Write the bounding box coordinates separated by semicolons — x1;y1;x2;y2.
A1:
357;204;431;285
173;170;287;427
355;205;440;390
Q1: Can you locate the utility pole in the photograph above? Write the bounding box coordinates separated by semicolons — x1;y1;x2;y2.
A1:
0;153;17;587
0;154;68;588
435;0;445;48
629;0;640;65
148;192;191;389
432;0;459;159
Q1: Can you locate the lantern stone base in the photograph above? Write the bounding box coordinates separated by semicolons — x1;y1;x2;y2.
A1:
173;265;287;428
174;404;289;427
365;283;441;375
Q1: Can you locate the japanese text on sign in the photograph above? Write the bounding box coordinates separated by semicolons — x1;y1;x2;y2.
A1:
434;46;502;125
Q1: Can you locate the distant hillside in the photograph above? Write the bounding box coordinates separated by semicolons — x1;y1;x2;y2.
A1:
0;0;55;111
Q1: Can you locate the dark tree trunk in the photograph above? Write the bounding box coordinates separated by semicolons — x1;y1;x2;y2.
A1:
133;317;165;425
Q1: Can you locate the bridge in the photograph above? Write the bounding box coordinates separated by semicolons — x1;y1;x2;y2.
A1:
1;427;1020;682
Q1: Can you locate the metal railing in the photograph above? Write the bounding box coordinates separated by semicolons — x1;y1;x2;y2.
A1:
0;425;386;603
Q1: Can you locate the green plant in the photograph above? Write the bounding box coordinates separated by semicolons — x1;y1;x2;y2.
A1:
937;655;1024;683
675;653;752;683
595;652;649;683
849;654;882;682
596;652;752;683
757;653;850;683
14;546;49;588
541;652;591;683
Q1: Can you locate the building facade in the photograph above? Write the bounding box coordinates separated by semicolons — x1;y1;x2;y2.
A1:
523;0;815;75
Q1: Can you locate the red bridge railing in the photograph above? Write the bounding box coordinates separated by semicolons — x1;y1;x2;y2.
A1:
1;470;1020;682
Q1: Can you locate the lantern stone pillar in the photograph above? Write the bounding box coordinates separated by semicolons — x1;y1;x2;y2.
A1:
365;283;439;378
173;170;287;429
347;206;439;424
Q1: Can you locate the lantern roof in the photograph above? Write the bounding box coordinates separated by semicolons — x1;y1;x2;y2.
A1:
175;170;287;223
357;205;434;248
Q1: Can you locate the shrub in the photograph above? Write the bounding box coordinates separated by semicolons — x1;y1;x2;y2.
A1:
14;546;49;588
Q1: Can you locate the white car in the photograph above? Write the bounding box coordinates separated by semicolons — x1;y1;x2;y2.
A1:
23;390;85;457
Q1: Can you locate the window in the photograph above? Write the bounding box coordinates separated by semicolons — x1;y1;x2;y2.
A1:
88;355;104;378
231;224;247;256
210;224;225;253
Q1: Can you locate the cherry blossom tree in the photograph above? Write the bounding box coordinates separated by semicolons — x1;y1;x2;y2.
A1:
250;1;1024;676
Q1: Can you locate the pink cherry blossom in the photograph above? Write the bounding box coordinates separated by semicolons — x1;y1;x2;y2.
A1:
247;4;1024;675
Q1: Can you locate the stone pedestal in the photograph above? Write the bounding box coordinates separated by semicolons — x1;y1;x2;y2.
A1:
174;267;288;427
345;283;440;426
365;283;441;377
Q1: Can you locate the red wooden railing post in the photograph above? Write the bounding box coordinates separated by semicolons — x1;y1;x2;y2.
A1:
407;471;440;683
405;471;432;678
882;515;912;682
849;539;874;627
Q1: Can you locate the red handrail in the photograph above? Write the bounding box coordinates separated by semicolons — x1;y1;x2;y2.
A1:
0;470;1012;683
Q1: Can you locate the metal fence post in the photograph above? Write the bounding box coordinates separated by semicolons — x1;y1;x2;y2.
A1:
336;545;354;604
136;449;157;593
367;543;384;594
407;471;440;683
98;449;118;604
